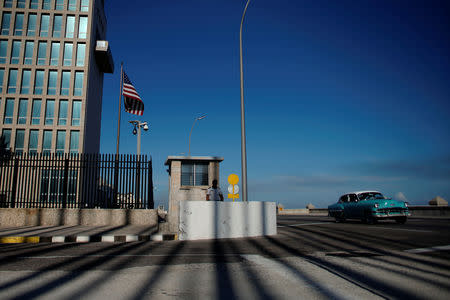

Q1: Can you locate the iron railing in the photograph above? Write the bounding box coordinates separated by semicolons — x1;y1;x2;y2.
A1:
0;153;154;209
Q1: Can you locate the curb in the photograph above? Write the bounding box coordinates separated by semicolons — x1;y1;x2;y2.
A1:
0;234;178;244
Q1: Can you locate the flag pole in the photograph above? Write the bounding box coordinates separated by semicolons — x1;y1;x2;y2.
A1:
116;62;123;155
113;62;123;208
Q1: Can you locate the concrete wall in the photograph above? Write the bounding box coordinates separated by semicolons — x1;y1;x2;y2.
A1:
179;201;277;240
0;208;158;227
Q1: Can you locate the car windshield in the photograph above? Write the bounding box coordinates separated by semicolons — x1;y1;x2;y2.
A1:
358;192;385;201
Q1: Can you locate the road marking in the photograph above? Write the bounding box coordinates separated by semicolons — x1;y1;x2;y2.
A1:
52;236;65;243
367;227;433;233
11;254;240;259
76;236;90;243
404;245;450;253
277;222;333;228
0;237;40;243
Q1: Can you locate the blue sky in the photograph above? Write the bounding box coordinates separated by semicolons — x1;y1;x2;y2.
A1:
99;0;450;208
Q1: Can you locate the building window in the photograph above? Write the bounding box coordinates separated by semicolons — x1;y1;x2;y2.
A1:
7;69;18;94
20;69;31;94
42;130;52;153
28;129;39;153
34;70;44;94
0;40;7;64
63;42;72;66
65;16;75;38
69;130;79;153
71;100;81;126
16;0;26;8
15;129;25;154
4;98;14;124
30;0;39;9
80;0;89;12
14;13;24;36
47;70;57;95
24;41;34;65
45;99;55;125
56;130;65;154
3;0;13;8
181;162;209;186
37;41;47;65
50;42;60;66
1;129;11;150
1;12;11;35
78;16;88;39
17;99;28;124
76;43;85;66
52;15;62;38
61;71;70;96
42;0;51;10
58;100;68;125
68;0;77;11
55;0;64;10
10;40;21;64
0;68;4;93
27;14;37;36
74;71;83;96
40;14;50;37
31;99;41;125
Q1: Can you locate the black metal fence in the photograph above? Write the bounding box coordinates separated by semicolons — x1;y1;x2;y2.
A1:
0;153;154;209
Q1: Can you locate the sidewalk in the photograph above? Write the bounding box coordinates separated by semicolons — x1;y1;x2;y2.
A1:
0;224;177;243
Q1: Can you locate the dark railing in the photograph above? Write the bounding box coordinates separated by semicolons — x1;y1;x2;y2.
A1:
0;153;154;209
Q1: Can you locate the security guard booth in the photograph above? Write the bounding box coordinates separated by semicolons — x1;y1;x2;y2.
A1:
165;156;224;233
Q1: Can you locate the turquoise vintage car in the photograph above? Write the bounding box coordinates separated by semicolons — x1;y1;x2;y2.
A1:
328;191;410;224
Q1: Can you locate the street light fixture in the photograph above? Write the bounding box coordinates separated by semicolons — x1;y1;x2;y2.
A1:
129;120;149;156
188;114;207;156
240;0;251;202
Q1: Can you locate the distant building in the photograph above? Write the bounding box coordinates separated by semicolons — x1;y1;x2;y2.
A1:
0;0;113;154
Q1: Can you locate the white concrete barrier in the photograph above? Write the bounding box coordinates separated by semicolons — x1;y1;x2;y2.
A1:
179;201;277;240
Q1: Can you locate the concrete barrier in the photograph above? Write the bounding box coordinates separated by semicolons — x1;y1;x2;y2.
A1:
179;201;277;240
0;208;158;227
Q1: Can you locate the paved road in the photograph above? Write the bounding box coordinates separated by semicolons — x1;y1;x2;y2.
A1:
0;216;449;299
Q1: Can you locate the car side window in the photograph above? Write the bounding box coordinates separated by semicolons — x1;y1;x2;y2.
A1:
339;195;348;203
349;194;358;202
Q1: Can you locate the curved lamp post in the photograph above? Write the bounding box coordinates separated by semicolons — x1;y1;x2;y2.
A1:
240;0;251;202
188;114;207;156
129;120;149;156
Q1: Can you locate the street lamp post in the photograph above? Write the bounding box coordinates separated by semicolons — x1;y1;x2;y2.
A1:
188;114;207;156
240;0;251;202
129;120;149;156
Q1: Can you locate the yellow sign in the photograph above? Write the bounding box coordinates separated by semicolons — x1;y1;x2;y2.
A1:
228;194;240;199
228;174;239;185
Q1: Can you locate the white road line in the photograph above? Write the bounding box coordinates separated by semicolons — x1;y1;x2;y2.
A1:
277;222;333;228
12;254;239;259
368;227;433;233
404;245;450;253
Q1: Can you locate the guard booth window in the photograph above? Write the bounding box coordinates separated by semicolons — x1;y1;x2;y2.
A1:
181;162;208;186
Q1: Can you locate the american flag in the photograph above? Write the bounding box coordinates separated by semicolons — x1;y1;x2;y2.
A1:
122;71;144;116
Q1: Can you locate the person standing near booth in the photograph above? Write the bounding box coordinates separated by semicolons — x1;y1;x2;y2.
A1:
206;179;224;201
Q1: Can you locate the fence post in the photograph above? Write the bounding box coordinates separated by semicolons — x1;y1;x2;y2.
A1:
62;155;69;208
148;157;154;209
10;156;19;208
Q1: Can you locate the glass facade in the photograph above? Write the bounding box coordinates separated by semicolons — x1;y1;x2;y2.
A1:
42;130;52;153
56;130;65;154
81;0;89;12
4;98;14;124
76;43;85;66
20;69;31;94
69;130;79;153
53;15;62;38
61;71;70;95
7;69;18;93
71;100;81;126
65;16;75;38
37;41;47;65
30;0;39;9
24;41;34;65
55;0;64;10
34;70;44;94
40;14;50;37
0;40;7;64
28;130;39;153
17;0;26;9
69;0;77;11
10;40;21;64
47;70;57;95
17;99;28;124
50;42;60;66
63;43;72;66
58;100;68;125
1;12;11;35
31;99;41;125
42;0;51;10
15;129;25;153
0;68;4;93
74;71;83;96
27;14;37;36
45;100;55;125
1;129;11;149
14;13;24;36
78;17;88;39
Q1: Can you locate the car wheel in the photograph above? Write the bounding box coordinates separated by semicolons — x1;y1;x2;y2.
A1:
395;217;407;224
364;212;377;224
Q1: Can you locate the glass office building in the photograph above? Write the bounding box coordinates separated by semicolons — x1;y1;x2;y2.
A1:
0;0;113;154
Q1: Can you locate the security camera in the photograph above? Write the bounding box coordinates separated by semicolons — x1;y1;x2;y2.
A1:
143;124;149;131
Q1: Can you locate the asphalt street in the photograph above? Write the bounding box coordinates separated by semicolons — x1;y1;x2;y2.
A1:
0;216;449;299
